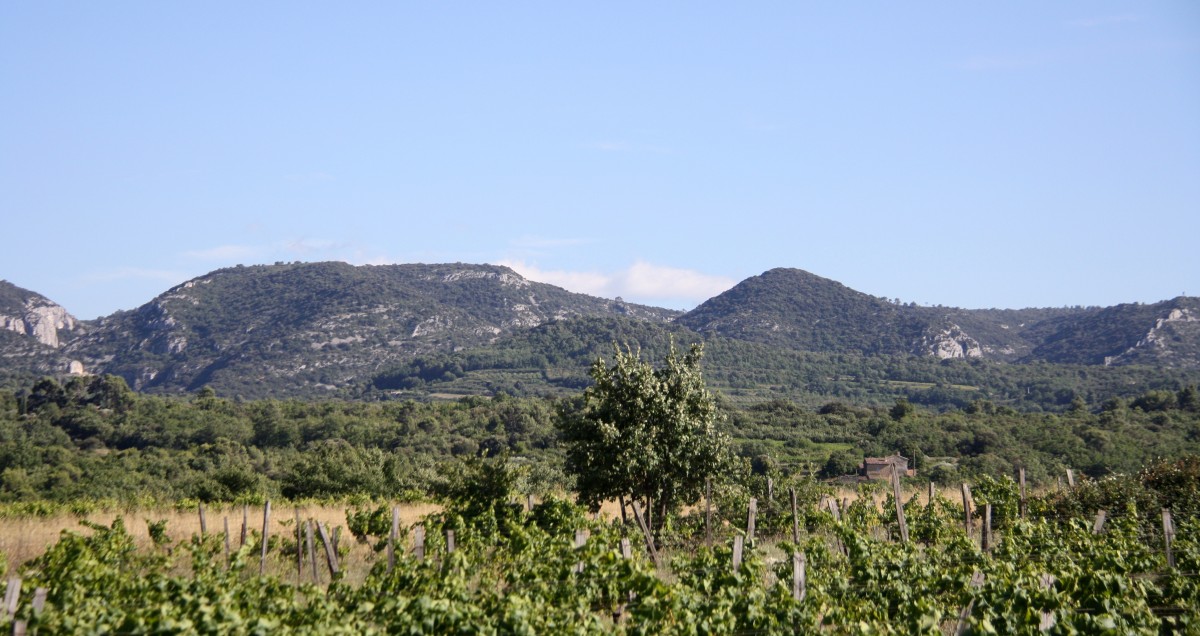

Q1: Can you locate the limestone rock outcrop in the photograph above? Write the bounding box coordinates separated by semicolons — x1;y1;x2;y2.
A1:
0;299;78;348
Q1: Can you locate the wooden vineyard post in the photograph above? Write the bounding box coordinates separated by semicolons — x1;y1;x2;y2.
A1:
828;498;841;522
747;498;758;545
1092;510;1107;535
891;463;909;543
446;530;455;555
317;522;340;577
614;539;635;623
646;496;652;536
198;503;207;536
928;481;936;507
31;587;46;618
1018;468;1027;519
413;525;426;562
961;484;974;537
240;504;248;546
1163;509;1176;569
527;494;534;512
1066;469;1076;488
2;577;19;619
954;571;986;635
223;517;231;564
793;552;806;601
306;520;318;581
573;529;589;574
790;487;799;545
732;535;744;570
1038;574;1057;630
705;479;713;549
259;501;271;576
387;506;399;573
767;477;774;506
982;504;992;552
630;501;660;568
295;509;303;580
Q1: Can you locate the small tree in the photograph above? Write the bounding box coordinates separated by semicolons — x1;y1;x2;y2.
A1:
557;342;731;529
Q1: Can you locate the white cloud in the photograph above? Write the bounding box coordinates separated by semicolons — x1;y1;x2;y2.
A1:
284;171;335;182
182;244;263;261
284;238;348;255
81;267;187;283
509;235;591;249
615;262;737;300
1068;15;1138;28
584;141;673;154
587;140;631;152
498;260;736;308
955;53;1049;71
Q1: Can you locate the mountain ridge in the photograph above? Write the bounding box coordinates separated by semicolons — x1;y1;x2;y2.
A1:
1;263;1197;398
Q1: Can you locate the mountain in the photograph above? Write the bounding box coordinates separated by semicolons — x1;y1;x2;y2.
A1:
0;280;85;379
674;268;1199;368
1;263;1197;403
1027;298;1200;368
674;268;933;355
58;262;677;397
0;280;82;349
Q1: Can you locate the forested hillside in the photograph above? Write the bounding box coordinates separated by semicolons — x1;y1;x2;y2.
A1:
2;374;1197;505
368;315;1200;413
55;262;676;398
675;268;1200;368
2;263;1198;402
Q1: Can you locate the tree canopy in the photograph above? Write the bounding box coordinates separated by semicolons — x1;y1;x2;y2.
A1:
557;342;732;524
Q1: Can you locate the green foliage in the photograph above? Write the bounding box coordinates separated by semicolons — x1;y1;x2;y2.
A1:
558;342;733;523
527;495;589;536
146;518;171;547
5;466;1200;633
436;453;526;538
821;449;861;478
1041;455;1200;537
346;503;394;551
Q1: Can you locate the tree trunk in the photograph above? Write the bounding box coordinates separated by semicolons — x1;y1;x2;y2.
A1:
646;495;653;534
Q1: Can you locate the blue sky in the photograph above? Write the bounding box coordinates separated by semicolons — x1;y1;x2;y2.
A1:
3;2;1198;319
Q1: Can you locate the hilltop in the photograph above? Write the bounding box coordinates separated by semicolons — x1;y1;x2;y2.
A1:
1;263;1197;404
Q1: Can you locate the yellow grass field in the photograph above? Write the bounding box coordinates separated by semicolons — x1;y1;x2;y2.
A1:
0;483;967;580
1;503;439;579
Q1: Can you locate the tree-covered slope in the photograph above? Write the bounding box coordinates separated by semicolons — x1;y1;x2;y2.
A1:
61;262;678;398
3;263;1199;402
1026;296;1200;367
675;268;932;355
674;268;1200;370
366;313;1200;413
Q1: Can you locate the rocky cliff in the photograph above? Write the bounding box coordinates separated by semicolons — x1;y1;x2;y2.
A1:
0;280;81;348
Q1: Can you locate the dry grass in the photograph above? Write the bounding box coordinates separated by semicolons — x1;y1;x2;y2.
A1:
0;485;971;582
0;502;441;580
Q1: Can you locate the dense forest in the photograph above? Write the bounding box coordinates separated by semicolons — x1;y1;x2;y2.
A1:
2;373;1197;506
366;315;1200;413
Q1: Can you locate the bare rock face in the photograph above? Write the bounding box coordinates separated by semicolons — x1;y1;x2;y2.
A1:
922;324;983;359
0;300;78;348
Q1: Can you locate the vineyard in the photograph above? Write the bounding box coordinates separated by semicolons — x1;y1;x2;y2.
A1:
1;462;1198;635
